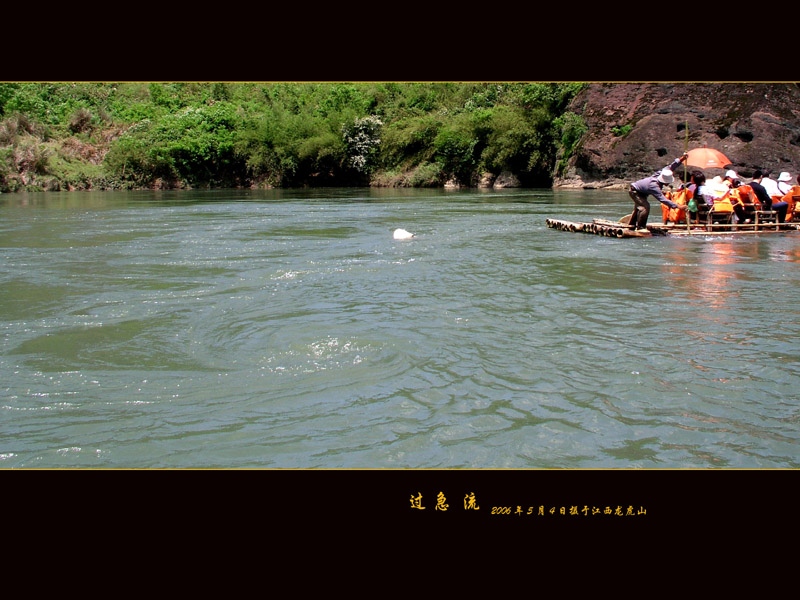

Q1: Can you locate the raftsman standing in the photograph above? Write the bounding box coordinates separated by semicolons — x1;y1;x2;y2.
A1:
627;153;689;231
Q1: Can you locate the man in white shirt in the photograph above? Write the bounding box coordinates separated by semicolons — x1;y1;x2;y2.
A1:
760;169;781;197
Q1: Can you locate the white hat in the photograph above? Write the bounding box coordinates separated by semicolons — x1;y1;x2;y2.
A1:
657;168;674;184
778;171;792;182
725;170;739;180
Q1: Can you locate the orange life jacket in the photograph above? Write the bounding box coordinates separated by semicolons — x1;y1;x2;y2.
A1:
727;187;744;209
711;191;734;213
662;187;691;223
781;185;800;220
735;185;761;209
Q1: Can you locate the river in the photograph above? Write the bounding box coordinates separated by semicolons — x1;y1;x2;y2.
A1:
1;187;799;469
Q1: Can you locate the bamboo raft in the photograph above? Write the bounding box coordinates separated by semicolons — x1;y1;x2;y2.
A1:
546;217;800;237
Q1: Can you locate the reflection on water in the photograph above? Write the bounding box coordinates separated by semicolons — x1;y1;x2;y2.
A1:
1;188;800;469
662;241;746;323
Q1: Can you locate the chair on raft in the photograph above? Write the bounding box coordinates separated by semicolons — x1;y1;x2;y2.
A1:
754;209;779;229
791;195;800;222
706;199;734;229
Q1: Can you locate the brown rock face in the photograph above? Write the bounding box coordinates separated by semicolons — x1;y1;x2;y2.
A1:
555;82;800;188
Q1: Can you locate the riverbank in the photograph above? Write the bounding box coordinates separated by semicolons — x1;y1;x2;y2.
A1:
6;83;798;195
1;157;631;193
0;82;584;194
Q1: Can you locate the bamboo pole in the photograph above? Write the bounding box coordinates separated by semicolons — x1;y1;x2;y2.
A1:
684;119;693;235
684;119;688;183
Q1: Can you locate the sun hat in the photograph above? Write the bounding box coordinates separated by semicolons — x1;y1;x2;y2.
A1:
778;171;792;182
725;170;739;180
657;168;674;184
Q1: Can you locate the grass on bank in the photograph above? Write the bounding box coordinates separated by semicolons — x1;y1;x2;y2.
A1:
0;82;588;192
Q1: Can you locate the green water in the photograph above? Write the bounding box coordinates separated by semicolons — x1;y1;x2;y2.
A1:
2;187;799;468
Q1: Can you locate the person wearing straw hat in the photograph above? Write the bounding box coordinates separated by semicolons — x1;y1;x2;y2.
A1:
627;153;688;232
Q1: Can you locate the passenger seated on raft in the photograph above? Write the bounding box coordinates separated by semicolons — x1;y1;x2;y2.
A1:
707;175;730;202
720;178;750;223
778;173;800;221
727;179;761;223
777;172;794;196
661;174;691;224
719;170;748;223
685;171;715;224
723;170;739;190
751;169;789;223
760;168;781;197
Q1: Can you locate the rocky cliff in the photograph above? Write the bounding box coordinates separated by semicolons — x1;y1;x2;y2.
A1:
554;82;800;188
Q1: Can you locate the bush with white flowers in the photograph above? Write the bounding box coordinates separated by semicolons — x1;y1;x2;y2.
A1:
343;115;382;173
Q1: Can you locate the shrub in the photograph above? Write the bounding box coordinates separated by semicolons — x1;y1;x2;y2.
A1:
0;116;18;145
480;106;536;174
0;112;39;144
379;114;441;168
343;115;382;173
314;83;368;118
106;102;247;186
10;141;51;175
407;162;443;187
611;124;633;137
433;125;477;184
69;107;93;134
553;111;588;175
296;131;345;172
369;168;403;187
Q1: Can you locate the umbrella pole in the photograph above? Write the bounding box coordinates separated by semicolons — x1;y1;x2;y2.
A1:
684;119;688;183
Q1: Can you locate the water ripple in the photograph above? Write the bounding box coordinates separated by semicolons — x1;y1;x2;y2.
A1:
2;189;800;468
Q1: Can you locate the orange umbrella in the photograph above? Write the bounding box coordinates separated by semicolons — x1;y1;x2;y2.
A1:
686;147;732;169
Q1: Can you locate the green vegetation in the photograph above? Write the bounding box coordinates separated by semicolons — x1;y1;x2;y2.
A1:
0;82;588;192
611;123;633;137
